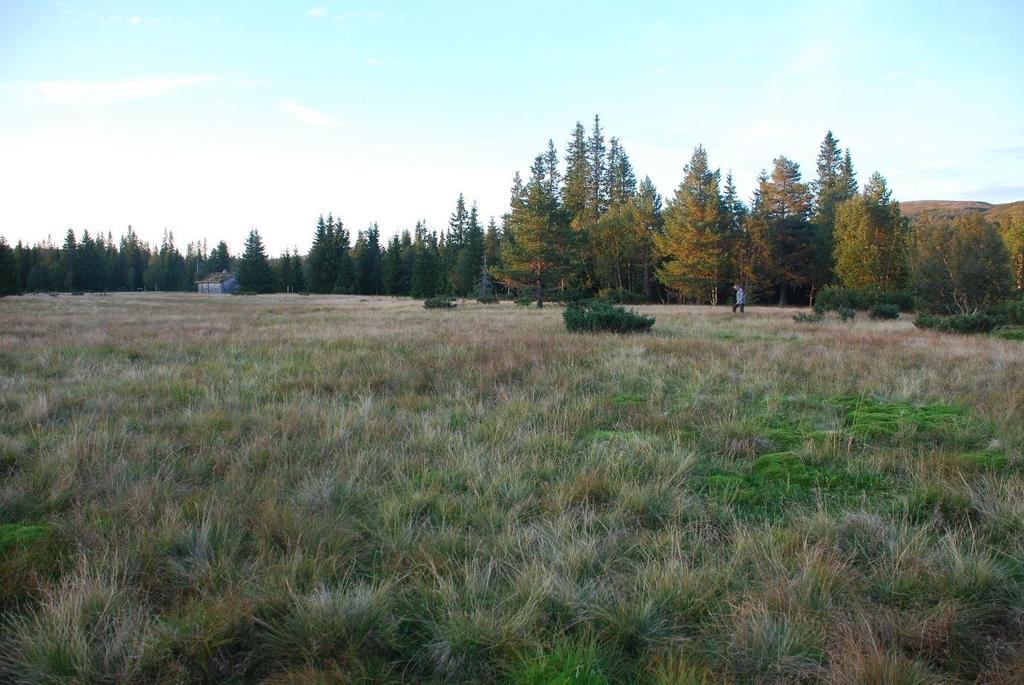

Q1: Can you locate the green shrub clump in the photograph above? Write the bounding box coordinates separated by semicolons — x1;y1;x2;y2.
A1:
423;296;456;309
476;294;499;304
563;301;654;333
792;311;825;323
914;312;1003;334
815;286;914;312
868;304;900;320
514;296;535;307
837;307;856;322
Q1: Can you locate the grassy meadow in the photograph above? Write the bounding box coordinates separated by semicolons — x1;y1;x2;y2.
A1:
2;293;1024;683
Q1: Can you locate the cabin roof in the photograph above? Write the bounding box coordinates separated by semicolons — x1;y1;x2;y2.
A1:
195;271;236;284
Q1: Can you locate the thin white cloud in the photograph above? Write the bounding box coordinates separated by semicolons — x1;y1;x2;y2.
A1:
307;5;329;19
100;15;161;27
57;4;160;26
278;100;341;127
32;75;217;104
333;10;387;22
364;57;387;66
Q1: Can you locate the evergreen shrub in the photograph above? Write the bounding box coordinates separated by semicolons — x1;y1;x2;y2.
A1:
868;304;900;320
792;311;825;323
423;296;456;309
914;312;1003;334
564;301;654;333
815;286;913;312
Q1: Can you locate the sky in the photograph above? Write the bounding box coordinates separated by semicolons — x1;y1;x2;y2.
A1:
1;0;1022;254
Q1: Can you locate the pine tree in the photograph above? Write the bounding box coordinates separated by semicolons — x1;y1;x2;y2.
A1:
834;173;911;291
747;157;817;304
484;217;502;269
722;171;750;288
59;229;79;291
307;215;337;293
840;149;858;197
381;234;405;295
209;241;232;273
291;249;306;293
448;194;469;247
454;203;484;296
634;177;663;300
410;221;441;298
0;237;17;296
588;115;607;214
544;140;561;199
495;156;573;307
655;146;728;303
333;219;356;293
275;250;293;292
238;229;274;293
353;224;382;295
562;122;590;220
606;137;637;208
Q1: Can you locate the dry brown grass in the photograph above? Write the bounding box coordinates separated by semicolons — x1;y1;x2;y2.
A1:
1;293;1022;683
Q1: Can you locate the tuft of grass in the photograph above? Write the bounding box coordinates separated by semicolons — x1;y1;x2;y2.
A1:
723;607;824;683
509;641;609;685
1;294;1022;681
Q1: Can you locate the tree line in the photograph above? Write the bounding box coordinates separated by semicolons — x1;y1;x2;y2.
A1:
2;116;1022;310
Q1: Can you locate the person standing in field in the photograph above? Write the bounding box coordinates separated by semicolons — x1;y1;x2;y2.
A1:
732;284;745;313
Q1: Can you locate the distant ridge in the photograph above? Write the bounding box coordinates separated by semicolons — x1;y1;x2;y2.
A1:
901;199;1024;222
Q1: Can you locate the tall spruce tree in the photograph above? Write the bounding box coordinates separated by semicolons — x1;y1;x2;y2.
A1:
0;237;17;296
634;176;663;300
307;215;335;293
238;229;274;293
334;219;356;293
655;146;728;303
209;241;232;273
747;157;816;304
562;122;591;220
496;154;573;307
834;173;910;291
410;221;441;298
606;137;637;208
588;115;607;215
454;203;484;296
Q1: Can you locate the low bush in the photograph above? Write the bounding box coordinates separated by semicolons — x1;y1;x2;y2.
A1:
514;297;535;307
837;307;856;322
815;286;913;312
986;299;1024;325
423;296;456;309
564;301;654;333
868;304;900;320
597;288;644;305
792;311;825;324
914;312;1003;334
476;294;499;304
992;326;1024;341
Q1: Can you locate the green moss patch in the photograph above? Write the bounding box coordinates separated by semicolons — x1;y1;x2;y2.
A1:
0;523;66;609
831;396;968;440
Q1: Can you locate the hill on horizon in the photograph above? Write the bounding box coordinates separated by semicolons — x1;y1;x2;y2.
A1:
901;199;1024;222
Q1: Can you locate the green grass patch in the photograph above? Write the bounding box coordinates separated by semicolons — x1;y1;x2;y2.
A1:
831;395;968;440
509;642;610;685
992;326;1024;341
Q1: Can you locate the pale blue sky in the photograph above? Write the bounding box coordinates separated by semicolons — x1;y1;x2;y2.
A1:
1;0;1022;253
